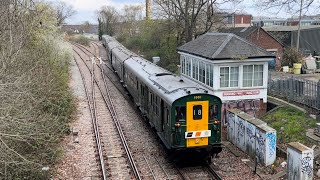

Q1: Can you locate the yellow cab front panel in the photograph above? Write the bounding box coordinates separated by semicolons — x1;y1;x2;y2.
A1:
186;101;210;147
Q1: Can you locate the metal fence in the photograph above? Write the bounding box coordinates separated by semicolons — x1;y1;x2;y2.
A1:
268;76;320;111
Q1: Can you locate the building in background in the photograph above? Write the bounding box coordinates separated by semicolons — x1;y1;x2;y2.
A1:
221;13;252;28
218;27;284;69
252;15;320;27
264;25;320;55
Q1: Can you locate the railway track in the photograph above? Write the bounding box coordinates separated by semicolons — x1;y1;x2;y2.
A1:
175;164;222;180
72;49;107;179
72;44;141;179
72;42;130;100
206;163;223;180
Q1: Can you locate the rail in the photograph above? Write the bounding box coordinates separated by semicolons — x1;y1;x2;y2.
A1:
72;56;107;179
206;163;223;180
72;43;141;180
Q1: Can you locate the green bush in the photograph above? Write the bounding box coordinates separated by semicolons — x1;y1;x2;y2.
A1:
69;35;90;46
281;48;303;67
119;21;179;73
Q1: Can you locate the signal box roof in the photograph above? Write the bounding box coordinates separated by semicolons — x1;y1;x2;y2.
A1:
177;33;275;60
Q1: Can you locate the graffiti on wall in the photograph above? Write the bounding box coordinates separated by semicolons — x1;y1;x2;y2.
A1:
222;99;261;124
256;130;265;163
301;153;313;177
288;154;299;179
237;118;245;147
246;123;255;143
227;112;235;141
266;133;276;158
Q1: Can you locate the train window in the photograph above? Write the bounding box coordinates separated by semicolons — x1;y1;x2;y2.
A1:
153;95;156;113
141;84;143;95
193;105;202;120
166;108;170;125
155;96;159;116
175;106;186;122
136;78;138;89
209;104;218;121
150;93;153;108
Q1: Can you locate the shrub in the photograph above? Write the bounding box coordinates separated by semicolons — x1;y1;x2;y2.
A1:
69;35;90;46
281;48;303;67
0;2;75;178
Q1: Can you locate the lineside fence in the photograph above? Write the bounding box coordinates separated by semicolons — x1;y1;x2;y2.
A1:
268;76;320;111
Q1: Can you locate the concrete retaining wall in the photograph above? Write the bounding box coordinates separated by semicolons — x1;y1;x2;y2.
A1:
227;109;276;166
287;142;314;180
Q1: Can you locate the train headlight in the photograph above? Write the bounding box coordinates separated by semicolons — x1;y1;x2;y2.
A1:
175;123;181;127
213;120;221;125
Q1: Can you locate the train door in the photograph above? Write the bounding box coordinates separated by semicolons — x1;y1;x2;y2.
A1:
144;86;149;114
135;78;139;104
186;101;209;147
164;106;171;143
121;64;125;82
160;99;164;132
109;51;112;64
140;84;144;110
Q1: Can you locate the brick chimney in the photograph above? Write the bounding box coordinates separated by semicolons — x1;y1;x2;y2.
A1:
146;0;151;20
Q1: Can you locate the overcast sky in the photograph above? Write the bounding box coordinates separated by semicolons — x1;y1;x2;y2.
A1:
56;0;312;24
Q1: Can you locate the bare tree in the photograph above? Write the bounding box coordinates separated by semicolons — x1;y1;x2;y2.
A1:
120;5;144;37
153;0;229;43
97;6;120;36
257;0;318;50
257;0;315;13
54;1;76;26
82;21;91;33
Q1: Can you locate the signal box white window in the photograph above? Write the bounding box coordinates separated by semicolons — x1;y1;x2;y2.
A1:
220;67;239;88
192;59;199;80
180;56;214;88
181;56;185;74
243;65;263;87
206;64;213;87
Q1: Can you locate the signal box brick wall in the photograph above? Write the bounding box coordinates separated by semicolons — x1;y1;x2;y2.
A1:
247;29;284;69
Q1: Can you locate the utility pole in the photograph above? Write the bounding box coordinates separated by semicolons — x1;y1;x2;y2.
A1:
296;0;303;51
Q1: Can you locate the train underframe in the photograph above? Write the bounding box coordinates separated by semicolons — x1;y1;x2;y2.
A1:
169;144;222;164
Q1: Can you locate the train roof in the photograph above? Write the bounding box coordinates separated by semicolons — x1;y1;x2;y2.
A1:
124;57;215;104
112;46;137;61
107;41;123;50
102;35;114;42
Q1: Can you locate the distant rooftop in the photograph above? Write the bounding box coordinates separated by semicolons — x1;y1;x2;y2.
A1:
218;27;285;46
218;27;259;38
177;33;275;60
263;25;320;31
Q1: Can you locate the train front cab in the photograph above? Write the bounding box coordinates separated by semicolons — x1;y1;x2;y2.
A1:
172;94;222;157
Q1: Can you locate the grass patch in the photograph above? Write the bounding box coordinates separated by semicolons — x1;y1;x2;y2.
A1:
69;35;90;46
262;106;317;144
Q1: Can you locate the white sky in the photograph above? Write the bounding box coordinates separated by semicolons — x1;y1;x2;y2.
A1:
55;0;316;24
